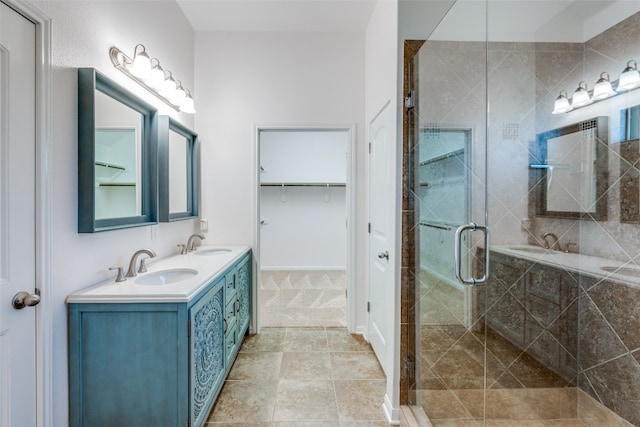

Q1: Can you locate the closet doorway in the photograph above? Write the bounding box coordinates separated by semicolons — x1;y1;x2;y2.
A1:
255;126;355;332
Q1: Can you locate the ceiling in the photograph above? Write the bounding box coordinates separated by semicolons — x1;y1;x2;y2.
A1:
176;0;377;33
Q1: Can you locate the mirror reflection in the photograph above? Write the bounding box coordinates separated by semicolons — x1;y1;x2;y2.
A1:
533;117;608;220
94;91;143;219
168;128;188;213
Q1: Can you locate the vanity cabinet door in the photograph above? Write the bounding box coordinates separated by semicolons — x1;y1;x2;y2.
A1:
486;254;528;347
189;282;226;427
68;303;188;427
236;254;251;336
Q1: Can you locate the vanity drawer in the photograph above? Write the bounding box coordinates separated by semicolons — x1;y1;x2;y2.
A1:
225;322;239;367
225;299;238;327
225;270;237;302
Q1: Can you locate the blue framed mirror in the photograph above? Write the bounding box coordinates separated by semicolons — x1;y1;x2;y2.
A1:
78;68;158;232
158;116;199;221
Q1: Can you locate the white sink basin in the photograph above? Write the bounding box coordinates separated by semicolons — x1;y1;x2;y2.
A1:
508;245;547;254
193;248;232;257
135;268;198;285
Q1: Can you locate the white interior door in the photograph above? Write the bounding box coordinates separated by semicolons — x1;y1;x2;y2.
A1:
368;102;394;376
0;3;38;426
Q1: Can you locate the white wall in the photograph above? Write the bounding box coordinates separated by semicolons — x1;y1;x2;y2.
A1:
194;31;367;324
27;2;196;426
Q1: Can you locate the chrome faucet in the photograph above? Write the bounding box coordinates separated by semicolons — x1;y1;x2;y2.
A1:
186;233;205;252
541;232;562;251
126;248;157;277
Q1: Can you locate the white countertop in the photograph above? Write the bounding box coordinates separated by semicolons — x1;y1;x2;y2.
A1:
67;245;251;304
491;244;639;286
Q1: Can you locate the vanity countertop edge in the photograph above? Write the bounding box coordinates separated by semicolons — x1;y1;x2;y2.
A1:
490;244;639;287
66;245;251;304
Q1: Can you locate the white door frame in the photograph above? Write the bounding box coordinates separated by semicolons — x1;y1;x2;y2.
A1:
252;124;357;333
2;1;52;426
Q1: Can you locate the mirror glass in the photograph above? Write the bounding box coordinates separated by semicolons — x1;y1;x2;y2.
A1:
533;117;608;219
168;128;188;213
94;91;143;219
78;68;158;233
158;116;199;222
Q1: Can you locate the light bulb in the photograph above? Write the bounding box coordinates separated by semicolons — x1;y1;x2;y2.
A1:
159;75;177;100
128;45;151;79
552;90;572;114
180;92;196;114
617;60;640;92
145;62;165;89
171;82;187;106
592;72;616;100
571;81;592;108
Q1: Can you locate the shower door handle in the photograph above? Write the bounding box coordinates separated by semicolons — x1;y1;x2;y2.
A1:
454;223;490;286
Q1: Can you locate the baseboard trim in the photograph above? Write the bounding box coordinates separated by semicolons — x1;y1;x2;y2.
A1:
383;393;401;425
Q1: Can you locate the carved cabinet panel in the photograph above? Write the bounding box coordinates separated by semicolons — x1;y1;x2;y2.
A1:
190;284;225;426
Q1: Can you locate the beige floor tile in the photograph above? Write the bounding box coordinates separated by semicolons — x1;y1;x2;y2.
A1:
430;420;481;427
284;328;329;352
205;423;272;427
327;328;373;352
280;351;332;380
240;328;285;352
207;380;278;423
334;379;387;421
419;389;473;420
330;352;385;380
340;421;390;427
272;422;340;427
273;379;339;422
228;351;283;380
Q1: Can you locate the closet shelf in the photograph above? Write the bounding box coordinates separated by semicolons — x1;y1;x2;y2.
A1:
98;182;136;187
419;148;464;166
420;176;465;187
95;161;126;171
261;182;346;187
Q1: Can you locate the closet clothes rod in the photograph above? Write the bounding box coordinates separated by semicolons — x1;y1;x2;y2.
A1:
260;183;346;187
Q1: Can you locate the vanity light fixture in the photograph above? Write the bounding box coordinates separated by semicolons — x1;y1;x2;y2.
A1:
571;81;593;108
592;72;616;100
617;60;640;92
552;90;572;114
551;58;640;114
109;44;196;114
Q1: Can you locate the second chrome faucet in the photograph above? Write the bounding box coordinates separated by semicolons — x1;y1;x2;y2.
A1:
179;233;205;254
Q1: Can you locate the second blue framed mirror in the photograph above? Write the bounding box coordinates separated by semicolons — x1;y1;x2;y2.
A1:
158;116;199;222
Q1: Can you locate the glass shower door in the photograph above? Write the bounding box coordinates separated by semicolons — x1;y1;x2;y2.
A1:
409;0;490;421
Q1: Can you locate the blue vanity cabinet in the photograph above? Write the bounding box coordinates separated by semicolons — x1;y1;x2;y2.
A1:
68;251;252;427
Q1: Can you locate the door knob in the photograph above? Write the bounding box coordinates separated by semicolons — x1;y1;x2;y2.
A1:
378;251;389;260
12;290;41;310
